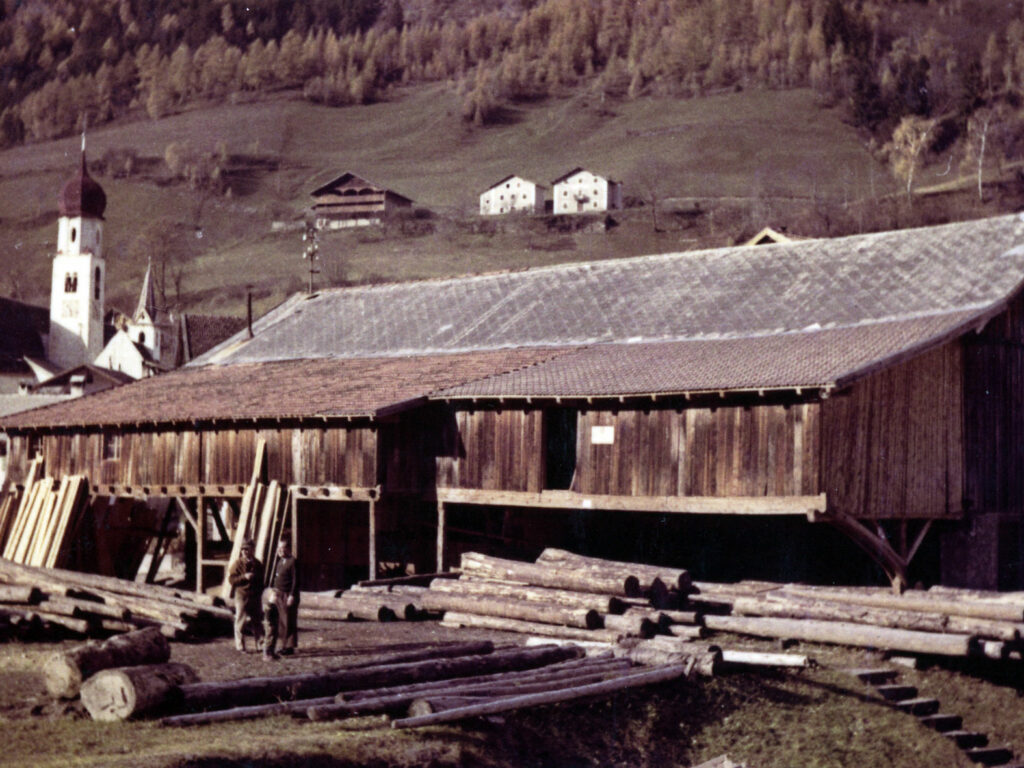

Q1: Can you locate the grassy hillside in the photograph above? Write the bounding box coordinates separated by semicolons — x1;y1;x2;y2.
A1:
0;82;975;318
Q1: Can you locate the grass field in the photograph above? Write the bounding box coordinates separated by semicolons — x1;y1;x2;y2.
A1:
0;84;898;317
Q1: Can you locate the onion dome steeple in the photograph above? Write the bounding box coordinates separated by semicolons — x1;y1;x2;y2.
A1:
58;138;106;219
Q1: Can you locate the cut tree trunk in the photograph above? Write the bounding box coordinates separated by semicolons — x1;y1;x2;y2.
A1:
43;626;170;698
420;591;602;629
440;611;622;643
81;662;199;721
618;639;721;677
536;548;692;593
459;552;640;597
426;577;629;614
703;614;976;656
391;663;690;729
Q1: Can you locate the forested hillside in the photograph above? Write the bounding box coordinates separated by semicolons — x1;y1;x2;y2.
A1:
2;0;1024;183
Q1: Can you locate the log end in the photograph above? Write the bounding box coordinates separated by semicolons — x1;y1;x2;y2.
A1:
42;652;82;699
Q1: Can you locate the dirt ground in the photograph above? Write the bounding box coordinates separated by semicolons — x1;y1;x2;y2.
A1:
1;619;1023;768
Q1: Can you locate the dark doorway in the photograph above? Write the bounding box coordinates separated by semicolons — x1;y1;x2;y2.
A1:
544;408;577;490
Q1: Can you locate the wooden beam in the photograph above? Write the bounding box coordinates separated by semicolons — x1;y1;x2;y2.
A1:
368;498;377;581
196;496;206;594
91;483;247;499
430;488;827;516
436;501;446;573
175;497;199;534
288;485;381;502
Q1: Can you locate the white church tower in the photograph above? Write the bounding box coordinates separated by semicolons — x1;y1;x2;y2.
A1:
48;140;107;370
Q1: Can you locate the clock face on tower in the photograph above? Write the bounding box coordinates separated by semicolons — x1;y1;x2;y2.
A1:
62;299;78;319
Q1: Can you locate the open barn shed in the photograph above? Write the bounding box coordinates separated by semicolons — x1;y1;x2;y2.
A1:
3;214;1024;592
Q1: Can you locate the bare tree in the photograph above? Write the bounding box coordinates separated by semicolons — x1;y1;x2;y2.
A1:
628;155;676;232
886;115;937;202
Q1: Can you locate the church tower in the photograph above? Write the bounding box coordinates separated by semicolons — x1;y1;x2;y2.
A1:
49;141;106;369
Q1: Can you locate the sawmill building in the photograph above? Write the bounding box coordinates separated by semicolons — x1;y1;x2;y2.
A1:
4;214;1024;592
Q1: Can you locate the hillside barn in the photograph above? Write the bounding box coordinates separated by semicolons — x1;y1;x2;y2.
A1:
310;172;414;229
4;214;1024;592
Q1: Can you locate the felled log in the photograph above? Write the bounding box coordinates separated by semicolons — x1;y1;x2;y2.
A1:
460;552;641;597
81;662;200;721
601;613;660;638
358;571;461;588
421;591;602;630
338;654;626;702
778;585;1024;624
536;548;692;593
618;638;721;677
427;577;629;614
0;585;41;604
310;666;632;722
667;624;707;640
733;594;1021;642
719;650;809;668
177;644;583;713
440;611;622;643
703;614;976;657
325;641;496;672
43;626;171;698
391;663;690;729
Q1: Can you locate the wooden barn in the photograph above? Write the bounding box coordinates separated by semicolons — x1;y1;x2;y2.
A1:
310;171;414;230
4;213;1024;592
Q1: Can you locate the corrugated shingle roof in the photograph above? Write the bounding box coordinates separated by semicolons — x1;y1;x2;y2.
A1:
194;214;1024;367
432;311;982;399
0;348;566;429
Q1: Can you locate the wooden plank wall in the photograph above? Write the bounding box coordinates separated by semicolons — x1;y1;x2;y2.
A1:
820;341;964;520
436;408;544;492
4;422;379;489
962;294;1024;516
575;403;820;497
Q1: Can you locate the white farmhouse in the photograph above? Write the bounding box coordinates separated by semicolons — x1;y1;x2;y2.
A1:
551;167;623;215
479;175;545;215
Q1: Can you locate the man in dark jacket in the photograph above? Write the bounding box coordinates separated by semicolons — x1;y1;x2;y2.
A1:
264;536;299;657
228;539;264;652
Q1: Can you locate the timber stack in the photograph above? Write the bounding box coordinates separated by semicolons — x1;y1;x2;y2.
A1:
0;558;232;640
690;580;1024;661
0;460;90;568
158;641;695;728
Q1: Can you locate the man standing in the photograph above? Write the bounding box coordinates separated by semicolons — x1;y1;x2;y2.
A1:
269;536;299;655
228;539;263;652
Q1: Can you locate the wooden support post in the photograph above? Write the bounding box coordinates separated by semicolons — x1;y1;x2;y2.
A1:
196;496;206;594
209;501;230;543
368;498;377;581
144;501;175;584
175;497;199;534
436;501;446;573
290;492;298;559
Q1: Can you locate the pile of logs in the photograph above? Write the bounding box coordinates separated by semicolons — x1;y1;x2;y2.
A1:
0;558;232;640
690;581;1024;661
0;459;89;568
39;625;200;720
157;641;694;728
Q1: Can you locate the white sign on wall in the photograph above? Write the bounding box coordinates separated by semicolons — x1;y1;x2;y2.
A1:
591;425;615;445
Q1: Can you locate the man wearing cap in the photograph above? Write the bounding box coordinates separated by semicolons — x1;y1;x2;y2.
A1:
228;539;264;652
263;537;299;659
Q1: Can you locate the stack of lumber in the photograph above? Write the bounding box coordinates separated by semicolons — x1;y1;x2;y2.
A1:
691;580;1024;660
159;641;693;728
0;467;89;568
0;557;232;640
399;550;703;644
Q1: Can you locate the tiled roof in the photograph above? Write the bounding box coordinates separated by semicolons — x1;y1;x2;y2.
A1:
0;348;566;429
181;314;248;360
194;214;1024;367
432;311;982;399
